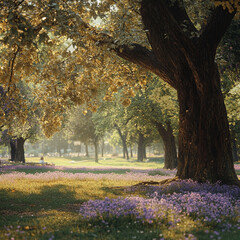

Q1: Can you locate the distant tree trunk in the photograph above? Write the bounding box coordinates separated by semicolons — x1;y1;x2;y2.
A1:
143;143;147;159
155;121;178;169
13;137;25;163
84;143;89;157
115;124;129;160
130;146;133;158
101;139;104;157
94;138;99;163
58;148;62;157
137;133;145;162
77;144;81;157
10;139;16;161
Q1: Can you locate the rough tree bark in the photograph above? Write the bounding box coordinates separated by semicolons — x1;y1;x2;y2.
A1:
11;137;25;163
10;139;16;161
155;121;177;169
114;0;239;185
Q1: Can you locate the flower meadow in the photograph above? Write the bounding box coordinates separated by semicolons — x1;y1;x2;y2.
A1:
0;163;240;240
79;181;240;232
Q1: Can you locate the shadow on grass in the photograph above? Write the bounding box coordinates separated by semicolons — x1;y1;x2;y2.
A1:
0;183;104;225
1;183;239;240
0;185;79;217
0;182;152;239
147;157;165;164
0;181;127;225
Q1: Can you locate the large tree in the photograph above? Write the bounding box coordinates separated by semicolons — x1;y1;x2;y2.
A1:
1;0;239;184
103;0;239;185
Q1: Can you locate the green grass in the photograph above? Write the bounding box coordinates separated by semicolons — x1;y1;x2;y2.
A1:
25;156;165;169
1;175;239;240
0;177;139;240
0;158;239;239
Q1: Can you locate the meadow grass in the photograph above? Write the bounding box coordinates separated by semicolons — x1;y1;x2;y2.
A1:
0;158;239;240
25;156;165;169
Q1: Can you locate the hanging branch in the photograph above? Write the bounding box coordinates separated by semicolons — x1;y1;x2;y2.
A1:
7;45;21;93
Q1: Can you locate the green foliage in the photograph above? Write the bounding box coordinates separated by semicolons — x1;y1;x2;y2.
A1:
64;105;99;147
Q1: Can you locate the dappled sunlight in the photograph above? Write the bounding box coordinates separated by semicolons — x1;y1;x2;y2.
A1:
1;166;239;239
0;0;239;239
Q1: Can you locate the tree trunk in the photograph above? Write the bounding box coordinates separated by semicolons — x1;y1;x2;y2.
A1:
94;139;98;163
130;146;133;158
84;143;89;157
176;64;238;184
137;133;144;162
78;144;81;157
155;121;178;169
142;0;239;185
14;137;25;163
115;125;129;160
143;143;147;159
112;0;239;185
10;139;16;161
58;148;62;157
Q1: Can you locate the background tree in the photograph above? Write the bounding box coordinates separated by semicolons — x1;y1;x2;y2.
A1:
1;80;42;162
225;83;240;162
125;78;178;168
92;94;132;160
217;19;240;162
65;106;100;162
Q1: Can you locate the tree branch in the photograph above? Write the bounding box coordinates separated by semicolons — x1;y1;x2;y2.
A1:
7;46;21;93
14;0;25;9
80;18;177;88
113;44;177;89
153;120;167;140
140;0;199;88
167;0;198;38
199;5;236;54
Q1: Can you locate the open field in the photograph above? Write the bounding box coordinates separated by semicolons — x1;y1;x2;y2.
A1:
25;156;166;168
0;157;239;240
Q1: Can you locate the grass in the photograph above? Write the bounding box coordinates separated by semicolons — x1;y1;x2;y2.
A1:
25;156;165;169
0;177;139;240
0;157;239;240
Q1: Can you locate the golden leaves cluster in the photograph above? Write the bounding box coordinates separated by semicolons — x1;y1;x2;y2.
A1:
0;0;158;138
214;0;240;13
